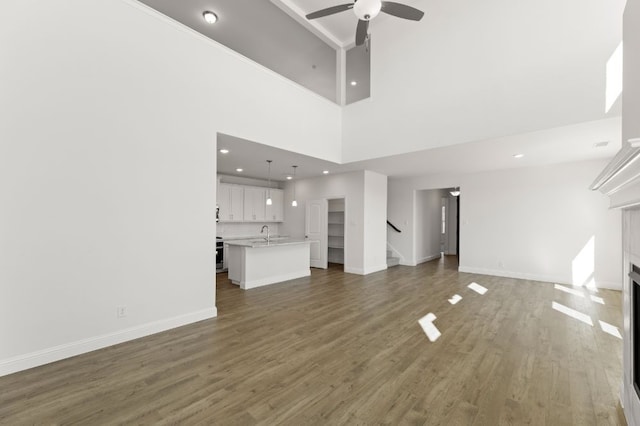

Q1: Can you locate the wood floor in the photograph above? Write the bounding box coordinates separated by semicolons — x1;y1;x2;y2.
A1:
0;257;626;425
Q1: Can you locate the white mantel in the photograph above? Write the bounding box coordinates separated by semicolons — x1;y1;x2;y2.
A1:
591;144;640;209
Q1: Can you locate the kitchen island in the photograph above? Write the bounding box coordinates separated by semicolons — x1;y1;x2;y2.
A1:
226;238;312;290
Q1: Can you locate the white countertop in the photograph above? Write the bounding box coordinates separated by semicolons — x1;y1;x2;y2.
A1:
218;235;289;241
225;238;313;248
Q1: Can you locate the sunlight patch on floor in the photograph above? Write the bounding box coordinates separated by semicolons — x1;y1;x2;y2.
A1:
590;295;605;305
448;294;462;305
599;320;622;339
552;301;593;326
554;284;585;298
418;313;441;342
468;282;487;295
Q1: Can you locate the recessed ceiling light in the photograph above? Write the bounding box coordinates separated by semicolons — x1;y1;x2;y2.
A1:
286;176;293;180
593;141;609;148
323;170;329;174
513;154;524;159
350;81;357;86
219;149;229;154
203;11;218;24
236;168;243;172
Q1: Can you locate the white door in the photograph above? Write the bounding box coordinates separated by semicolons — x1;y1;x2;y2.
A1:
305;199;328;269
441;198;447;253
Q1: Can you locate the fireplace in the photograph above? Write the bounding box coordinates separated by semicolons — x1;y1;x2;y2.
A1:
634;264;640;398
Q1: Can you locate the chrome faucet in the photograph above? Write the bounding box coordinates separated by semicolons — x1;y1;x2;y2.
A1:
261;225;270;243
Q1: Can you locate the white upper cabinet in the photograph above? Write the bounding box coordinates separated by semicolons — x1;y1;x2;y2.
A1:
265;189;284;222
217;183;284;223
218;184;244;222
243;186;266;222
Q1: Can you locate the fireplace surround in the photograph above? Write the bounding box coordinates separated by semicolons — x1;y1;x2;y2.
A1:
590;1;640;422
633;265;640;399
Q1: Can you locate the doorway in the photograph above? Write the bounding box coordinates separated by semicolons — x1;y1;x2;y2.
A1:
441;191;460;264
327;198;345;271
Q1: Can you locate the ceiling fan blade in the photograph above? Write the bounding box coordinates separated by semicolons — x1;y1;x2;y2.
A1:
355;19;369;46
380;1;424;21
306;3;354;20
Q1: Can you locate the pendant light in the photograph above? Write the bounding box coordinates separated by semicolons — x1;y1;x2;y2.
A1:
450;187;460;197
266;160;273;205
291;165;298;207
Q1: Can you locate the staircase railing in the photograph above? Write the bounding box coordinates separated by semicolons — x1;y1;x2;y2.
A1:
387;220;402;233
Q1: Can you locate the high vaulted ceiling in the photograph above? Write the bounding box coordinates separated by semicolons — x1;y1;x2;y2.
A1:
137;0;378;104
139;0;626;180
138;0;340;102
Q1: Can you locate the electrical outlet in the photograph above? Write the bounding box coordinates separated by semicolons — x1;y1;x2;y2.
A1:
116;306;127;318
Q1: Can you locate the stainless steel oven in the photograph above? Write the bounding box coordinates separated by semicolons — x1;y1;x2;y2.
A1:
216;237;224;271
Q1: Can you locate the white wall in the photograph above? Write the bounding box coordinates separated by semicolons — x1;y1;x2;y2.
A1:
281;171;364;272
387;186;446;266
414;189;445;264
0;0;341;376
341;0;624;162
217;223;281;239
387;183;415;265
281;170;387;275
388;159;622;289
363;171;388;273
218;174;285;189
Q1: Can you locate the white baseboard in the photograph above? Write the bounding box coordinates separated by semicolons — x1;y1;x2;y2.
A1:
364;264;388;275
400;253;441;267
241;270;310;289
417;253;442;265
344;264;388;275
458;266;622;290
596;280;623;290
0;307;218;378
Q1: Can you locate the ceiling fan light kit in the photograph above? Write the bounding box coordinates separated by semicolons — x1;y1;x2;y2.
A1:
305;0;424;46
353;0;382;20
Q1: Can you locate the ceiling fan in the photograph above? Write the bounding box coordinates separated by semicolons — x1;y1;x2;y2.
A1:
305;0;424;46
